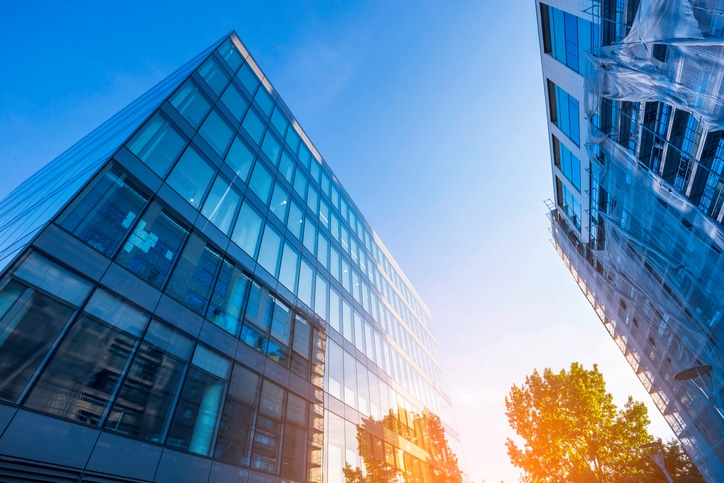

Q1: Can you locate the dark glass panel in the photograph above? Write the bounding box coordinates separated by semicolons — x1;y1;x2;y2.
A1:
206;260;250;336
59;168;148;257
213;364;260;466
166;234;222;315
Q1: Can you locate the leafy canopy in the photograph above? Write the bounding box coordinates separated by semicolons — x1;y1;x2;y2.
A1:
505;362;652;482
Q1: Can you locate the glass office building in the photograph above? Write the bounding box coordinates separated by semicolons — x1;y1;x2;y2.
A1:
536;0;724;480
0;32;465;483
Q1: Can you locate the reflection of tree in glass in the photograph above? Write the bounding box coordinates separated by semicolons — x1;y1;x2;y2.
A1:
343;408;463;483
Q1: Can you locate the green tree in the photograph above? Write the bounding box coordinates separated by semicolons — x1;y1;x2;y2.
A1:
505;362;653;482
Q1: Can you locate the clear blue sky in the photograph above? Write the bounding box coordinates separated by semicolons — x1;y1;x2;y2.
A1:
0;1;674;481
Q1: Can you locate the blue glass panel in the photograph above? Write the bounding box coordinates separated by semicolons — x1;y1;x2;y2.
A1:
238;64;260;95
166;146;215;208
225;136;254;182
231;201;263;257
220;83;249;123
199;109;234;156
170;80;212;129
242;108;265;145
249;162;273;204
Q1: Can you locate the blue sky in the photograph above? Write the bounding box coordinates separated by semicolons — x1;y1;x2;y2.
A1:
0;1;674;481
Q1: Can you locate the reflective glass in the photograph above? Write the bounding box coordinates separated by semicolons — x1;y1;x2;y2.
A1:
248;162;273;204
84;289;149;336
314;275;327;319
25;315;136;425
297;259;313;307
201;175;241;234
285;126;300;154
127;112;186;177
207;260;250;335
271;106;288;135
269;182;289;222
286;201;304;240
278;151;294;183
293;170;307;198
261;131;281;165
166;235;222;314
170;80;212;129
198;57;230;96
166;146;214;208
303;220;316;254
278;242;299;292
0;282;76;402
231;201;263;256
257;225;282;275
225;136;254;182
254;88;274;117
242;108;265;145
270;298;291;344
306;186;319;213
316;233;328;269
238;63;260;95
220;83;249;122
59;168;147;257
218;38;243;72
105;321;191;442
309;161;321;184
14;252;93;306
116;203;188;289
199;108;234;156
214;363;259;466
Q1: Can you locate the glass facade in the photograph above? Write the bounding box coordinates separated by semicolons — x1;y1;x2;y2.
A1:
538;0;724;480
0;32;465;483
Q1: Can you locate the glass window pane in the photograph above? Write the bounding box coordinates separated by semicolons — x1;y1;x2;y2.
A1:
25;315;136;425
127;112;186;177
170;80;212;128
166;367;226;456
59;168;148;258
192;345;232;379
238;63;260;95
218;38;243;72
269;182;289;222
166;145;215;208
254;88;274;117
261;131;281;165
257;225;282;275
271;106;288;135
279;151;294;183
225;136;255;182
297;259;313;308
270;298;291;344
298;145;311;170
306;186;319;213
303;220;316;254
84;289;149;336
104;322;191;442
199;109;234;157
207;260;250;336
292;315;311;358
198;57;230;96
259;380;284;419
248;162;273;204
314;275;327;320
309;161;321;184
220;83;249;122
0;284;76;402
166;235;222;315
278;243;299;293
242;108;265;145
316;234;328;269
293;170;307;198
285;126;300;154
231;201;263;256
116;203;188;289
201;176;241;234
252;415;281;472
14;252;93;306
214;363;259;466
286;201;304;240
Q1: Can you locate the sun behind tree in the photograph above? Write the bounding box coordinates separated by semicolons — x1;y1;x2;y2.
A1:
505;362;652;482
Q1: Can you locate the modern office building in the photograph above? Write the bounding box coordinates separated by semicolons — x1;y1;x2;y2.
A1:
536;0;724;480
0;32;465;482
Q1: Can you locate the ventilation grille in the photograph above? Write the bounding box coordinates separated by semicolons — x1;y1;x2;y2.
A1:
0;456;80;483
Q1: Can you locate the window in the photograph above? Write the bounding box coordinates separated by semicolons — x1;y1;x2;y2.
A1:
257;225;282;275
238;63;260;95
225;136;255;182
547;80;580;146
269;182;289;223
170;80;212;128
25;290;149;425
286;201;304;240
251;380;285;472
166;345;231;456
59;167;148;257
201;175;241;234
254;88;274;117
261;131;282;165
249;162;274;204
105;320;192;442
271;106;288;135
231;201;263;257
556;176;582;229
278;243;299;292
199;108;235;156
207;260;250;336
0;279;77;402
552;135;582;191
214;363;260;466
285;126;301;154
116;203;188;289
127;112;186;176
166;146;215;208
217;38;243;72
242;108;265;145
278;151;295;184
220;83;249;122
297;259;314;308
166;234;222;314
198;57;230;96
540;4;596;74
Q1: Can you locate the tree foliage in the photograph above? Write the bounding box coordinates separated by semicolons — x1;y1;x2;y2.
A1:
343;408;463;483
505;363;653;482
